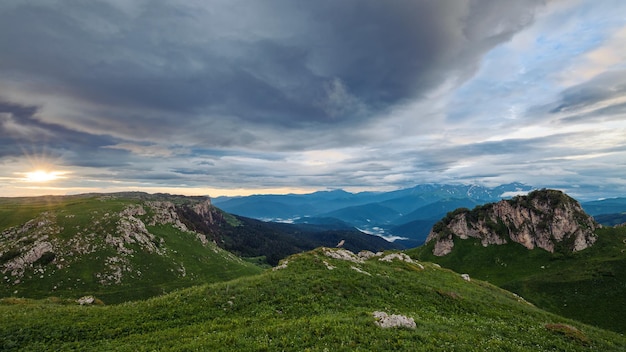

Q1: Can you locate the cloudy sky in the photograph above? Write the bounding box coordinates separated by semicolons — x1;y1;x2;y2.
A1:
1;0;625;200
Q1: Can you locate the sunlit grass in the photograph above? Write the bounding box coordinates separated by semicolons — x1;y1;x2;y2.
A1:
1;248;625;351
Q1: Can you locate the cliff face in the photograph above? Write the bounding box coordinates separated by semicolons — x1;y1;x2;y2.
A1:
426;190;598;256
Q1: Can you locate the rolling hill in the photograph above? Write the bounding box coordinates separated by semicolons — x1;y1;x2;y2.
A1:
0;193;262;303
1;247;624;351
0;193;397;303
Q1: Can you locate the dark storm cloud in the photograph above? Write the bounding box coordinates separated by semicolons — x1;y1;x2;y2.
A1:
0;99;128;166
402;131;616;184
12;1;619;198
0;0;546;130
416;136;551;167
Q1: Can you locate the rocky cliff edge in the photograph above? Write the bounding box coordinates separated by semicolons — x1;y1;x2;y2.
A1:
425;189;598;256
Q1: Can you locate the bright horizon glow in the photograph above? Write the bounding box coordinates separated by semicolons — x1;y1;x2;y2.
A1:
0;184;322;198
22;170;66;183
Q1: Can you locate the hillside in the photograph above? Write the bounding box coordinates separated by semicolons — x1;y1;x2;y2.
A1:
217;215;400;265
0;193;397;303
2;247;625;351
0;193;262;303
409;225;626;334
408;190;626;333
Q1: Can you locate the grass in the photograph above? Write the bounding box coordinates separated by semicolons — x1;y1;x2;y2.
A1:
2;192;625;350
0;194;262;304
1;248;625;351
0;195;130;230
545;323;590;345
408;225;626;333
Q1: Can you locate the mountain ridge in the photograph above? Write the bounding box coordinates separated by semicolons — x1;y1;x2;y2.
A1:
0;192;397;303
213;183;534;243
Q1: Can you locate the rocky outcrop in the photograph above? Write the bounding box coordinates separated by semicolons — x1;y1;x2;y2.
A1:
322;248;365;263
146;201;189;231
373;311;416;329
191;198;214;223
3;241;54;277
426;190;598;256
0;195;219;286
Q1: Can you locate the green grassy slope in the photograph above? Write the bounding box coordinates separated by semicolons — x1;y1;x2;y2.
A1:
0;194;262;303
1;248;625;351
407;226;626;333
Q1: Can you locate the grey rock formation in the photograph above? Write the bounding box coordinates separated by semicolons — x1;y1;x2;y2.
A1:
426;190;598;256
373;311;416;329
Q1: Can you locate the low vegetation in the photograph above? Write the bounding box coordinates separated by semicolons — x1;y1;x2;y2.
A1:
0;194;262;303
0;193;394;303
2;248;625;351
2;190;625;350
409;225;626;333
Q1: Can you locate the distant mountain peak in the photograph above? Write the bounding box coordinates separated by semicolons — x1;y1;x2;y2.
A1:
426;189;599;256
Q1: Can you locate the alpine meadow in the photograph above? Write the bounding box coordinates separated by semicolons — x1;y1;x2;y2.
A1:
1;0;626;350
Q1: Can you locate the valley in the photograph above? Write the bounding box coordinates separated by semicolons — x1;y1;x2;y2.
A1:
2;186;626;350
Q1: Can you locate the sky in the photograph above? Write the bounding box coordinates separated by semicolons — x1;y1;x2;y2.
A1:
0;0;625;201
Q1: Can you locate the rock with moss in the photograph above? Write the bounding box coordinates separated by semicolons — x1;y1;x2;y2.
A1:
426;189;598;256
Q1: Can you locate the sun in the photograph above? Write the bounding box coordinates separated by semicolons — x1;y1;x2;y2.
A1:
23;170;65;183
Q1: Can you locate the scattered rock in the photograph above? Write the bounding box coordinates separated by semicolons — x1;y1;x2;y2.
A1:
372;311;416;329
119;204;146;217
77;296;95;305
461;274;471;282
323;260;336;270
273;259;289;271
350;266;371;276
146;201;188;231
357;250;382;260
322;248;363;263
3;241;54;278
378;252;415;264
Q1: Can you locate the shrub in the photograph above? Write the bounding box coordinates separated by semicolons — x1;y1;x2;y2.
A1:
0;249;21;263
545;323;589;345
34;251;56;266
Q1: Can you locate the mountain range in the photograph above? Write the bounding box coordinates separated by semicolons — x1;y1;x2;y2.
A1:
2;188;626;349
214;183;534;245
214;183;626;246
580;197;626;226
